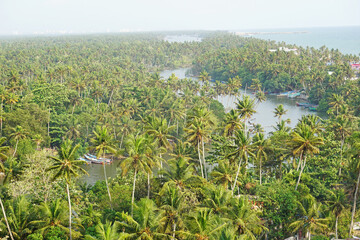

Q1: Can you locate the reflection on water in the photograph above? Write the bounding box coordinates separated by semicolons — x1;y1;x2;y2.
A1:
80;160;120;185
81;68;323;185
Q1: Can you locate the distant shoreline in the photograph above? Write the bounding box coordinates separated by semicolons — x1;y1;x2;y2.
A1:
234;31;308;36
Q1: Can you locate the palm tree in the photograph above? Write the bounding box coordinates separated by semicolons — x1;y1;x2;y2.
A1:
185;208;226;240
348;139;360;237
289;195;328;240
198;70;211;84
47;140;88;240
0;137;13;240
85;221;121;240
89;126;117;208
227;197;267;239
159;185;185;239
223;109;242;137
290;124;324;190
203;185;232;215
0;137;9;161
236;95;256;134
33;199;71;237
162;142;194;190
184;118;210;179
9;126;29;157
328;93;345;116
185;107;216;179
3;196;33;240
274;104;288;122
253;133;272;185
32;134;43;151
144;116;175;168
228;130;255;193
118;198;167;239
326;189;347;239
332;114;353;175
121;134;151;216
210;160;234;190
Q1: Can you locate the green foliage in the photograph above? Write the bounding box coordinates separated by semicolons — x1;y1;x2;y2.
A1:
44;226;67;240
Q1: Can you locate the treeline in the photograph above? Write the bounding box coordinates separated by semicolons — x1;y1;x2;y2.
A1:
192;35;360;112
0;33;359;239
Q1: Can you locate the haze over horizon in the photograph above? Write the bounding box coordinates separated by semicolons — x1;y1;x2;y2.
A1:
1;0;360;35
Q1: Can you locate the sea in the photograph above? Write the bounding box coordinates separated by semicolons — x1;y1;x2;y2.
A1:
236;26;360;55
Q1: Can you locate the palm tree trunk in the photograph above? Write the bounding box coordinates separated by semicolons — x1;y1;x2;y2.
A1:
71;104;76;115
66;183;72;240
172;223;176;240
108;89;114;106
48;108;50;137
232;157;243;193
260;156;262;185
307;230;310;240
120;134;124;149
131;170;137;217
103;160;112;209
339;139;344;176
0;101;3;136
0;197;14;240
335;215;338;239
295;156;306;190
176;120;179;136
296;152;303;172
197;140;204;178
201;140;207;180
12;140;18;157
147;173;150;199
349;170;360;237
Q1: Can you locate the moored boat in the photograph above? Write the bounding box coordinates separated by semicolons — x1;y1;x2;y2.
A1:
84;154;107;164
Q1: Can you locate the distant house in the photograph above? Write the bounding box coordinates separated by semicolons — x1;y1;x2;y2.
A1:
351;64;360;70
269;47;298;55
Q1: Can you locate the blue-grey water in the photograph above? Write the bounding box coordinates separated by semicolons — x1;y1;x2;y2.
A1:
237;26;360;55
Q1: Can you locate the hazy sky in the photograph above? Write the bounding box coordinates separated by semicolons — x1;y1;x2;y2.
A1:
1;0;359;35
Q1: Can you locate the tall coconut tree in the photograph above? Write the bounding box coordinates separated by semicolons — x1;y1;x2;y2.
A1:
326;189;347;239
159;185;185;239
9;126;29;157
184;118;210;179
274;104;288;123
121;134;151;216
89;126;117;208
289;195;328;240
223;109;242;137
253;133;272;185
348;137;360;237
185;107;215;179
236;95;256;134
185;208;227;240
227;197;268;239
328;93;345;116
290;123;324;190
227;130;255;193
47;140;87;240
118;198;167;239
144;116;175;169
0;137;14;240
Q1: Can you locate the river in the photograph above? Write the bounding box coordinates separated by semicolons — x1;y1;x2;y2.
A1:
81;68;321;185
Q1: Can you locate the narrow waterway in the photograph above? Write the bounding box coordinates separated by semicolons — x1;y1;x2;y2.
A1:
81;68;323;185
161;68;323;133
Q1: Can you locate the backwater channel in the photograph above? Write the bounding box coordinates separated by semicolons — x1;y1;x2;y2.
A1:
81;68;323;185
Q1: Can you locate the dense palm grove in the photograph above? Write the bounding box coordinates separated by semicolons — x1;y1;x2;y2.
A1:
0;32;359;239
